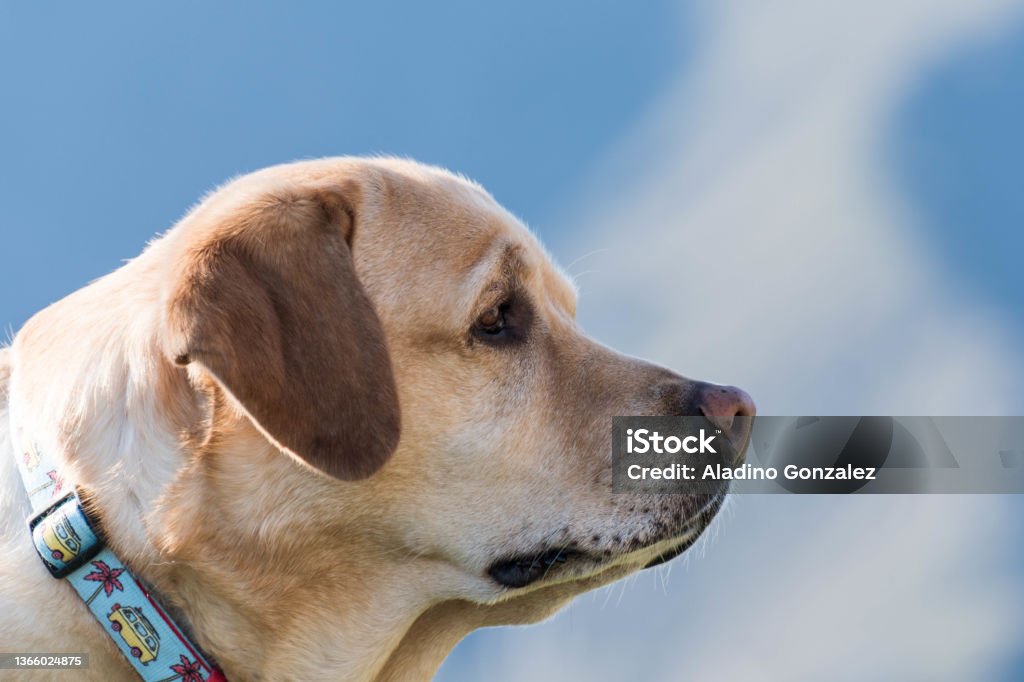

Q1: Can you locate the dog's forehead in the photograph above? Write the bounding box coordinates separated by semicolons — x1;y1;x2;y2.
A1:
356;160;577;317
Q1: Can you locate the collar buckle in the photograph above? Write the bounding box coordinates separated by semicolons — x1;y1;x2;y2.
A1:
27;489;104;578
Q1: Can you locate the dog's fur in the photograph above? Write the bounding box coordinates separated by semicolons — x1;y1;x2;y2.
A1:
0;158;753;681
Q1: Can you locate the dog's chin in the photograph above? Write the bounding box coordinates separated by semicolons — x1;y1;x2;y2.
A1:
640;531;703;570
642;489;727;569
488;491;728;589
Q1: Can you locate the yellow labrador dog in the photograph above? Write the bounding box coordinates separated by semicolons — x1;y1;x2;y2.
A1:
0;158;754;681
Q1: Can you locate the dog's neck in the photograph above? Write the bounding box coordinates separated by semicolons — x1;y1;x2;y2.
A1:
149;402;450;680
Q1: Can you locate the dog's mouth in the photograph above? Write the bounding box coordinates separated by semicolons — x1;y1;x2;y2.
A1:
488;491;728;589
487;547;597;589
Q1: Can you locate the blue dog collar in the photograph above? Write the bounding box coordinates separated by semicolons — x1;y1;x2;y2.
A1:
14;436;226;681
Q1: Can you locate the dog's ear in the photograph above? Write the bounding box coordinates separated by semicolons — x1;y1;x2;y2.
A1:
161;181;400;481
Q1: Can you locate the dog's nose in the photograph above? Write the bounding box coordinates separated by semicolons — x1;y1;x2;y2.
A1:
695;382;756;453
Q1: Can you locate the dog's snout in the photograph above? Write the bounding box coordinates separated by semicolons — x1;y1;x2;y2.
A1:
695;382;755;453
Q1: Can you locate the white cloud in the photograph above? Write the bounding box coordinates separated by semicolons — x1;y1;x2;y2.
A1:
565;0;1024;416
442;0;1024;679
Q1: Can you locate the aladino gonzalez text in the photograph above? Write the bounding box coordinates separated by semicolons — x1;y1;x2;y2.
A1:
624;428;878;482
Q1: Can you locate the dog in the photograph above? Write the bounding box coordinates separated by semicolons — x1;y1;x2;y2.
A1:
0;157;754;681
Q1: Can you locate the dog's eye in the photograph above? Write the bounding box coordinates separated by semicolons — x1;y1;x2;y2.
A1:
471;296;530;347
477;305;506;335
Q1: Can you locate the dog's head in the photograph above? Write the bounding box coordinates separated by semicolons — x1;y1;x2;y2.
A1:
154;157;752;662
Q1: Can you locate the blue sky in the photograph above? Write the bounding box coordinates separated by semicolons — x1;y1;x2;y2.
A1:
0;1;685;331
3;2;1023;680
891;15;1024;326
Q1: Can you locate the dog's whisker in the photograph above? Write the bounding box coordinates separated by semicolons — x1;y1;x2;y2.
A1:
565;248;609;275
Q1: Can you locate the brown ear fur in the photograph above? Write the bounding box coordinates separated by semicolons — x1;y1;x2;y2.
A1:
162;182;400;480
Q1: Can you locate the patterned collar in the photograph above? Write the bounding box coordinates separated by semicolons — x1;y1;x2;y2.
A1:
12;428;226;682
